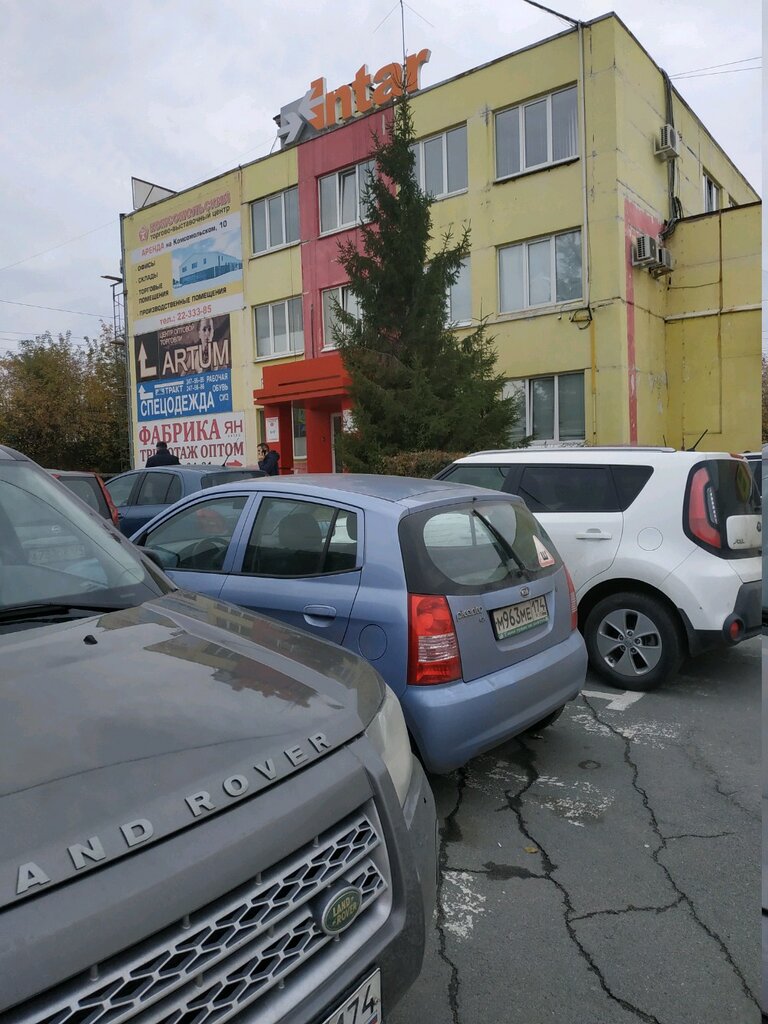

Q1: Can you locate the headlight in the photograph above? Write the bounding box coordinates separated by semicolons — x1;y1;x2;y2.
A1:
366;684;413;805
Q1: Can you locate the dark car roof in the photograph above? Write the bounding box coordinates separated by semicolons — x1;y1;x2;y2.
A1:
118;464;262;475
201;473;517;509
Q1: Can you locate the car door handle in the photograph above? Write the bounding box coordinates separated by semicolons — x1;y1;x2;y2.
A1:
303;604;337;620
575;529;612;540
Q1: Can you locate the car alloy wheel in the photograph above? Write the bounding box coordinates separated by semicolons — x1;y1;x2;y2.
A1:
584;592;683;691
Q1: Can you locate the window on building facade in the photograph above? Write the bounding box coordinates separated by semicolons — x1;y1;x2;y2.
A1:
447;258;472;325
322;285;360;349
498;229;582;312
251;186;299;254
504;371;585;444
703;172;721;213
292;403;307;459
254;296;304;358
495;85;578;179
411;125;468;198
319;160;375;234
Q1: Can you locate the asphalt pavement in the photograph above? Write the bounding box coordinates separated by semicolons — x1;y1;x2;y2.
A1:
391;637;761;1024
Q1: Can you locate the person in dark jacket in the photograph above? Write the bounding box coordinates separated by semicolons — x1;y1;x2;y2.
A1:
145;441;180;467
257;443;279;476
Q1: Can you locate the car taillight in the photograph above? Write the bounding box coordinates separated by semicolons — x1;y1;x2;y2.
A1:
687;467;721;548
408;594;462;686
103;488;120;528
564;566;578;631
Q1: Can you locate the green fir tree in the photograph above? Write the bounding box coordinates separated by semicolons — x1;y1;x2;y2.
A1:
332;90;524;474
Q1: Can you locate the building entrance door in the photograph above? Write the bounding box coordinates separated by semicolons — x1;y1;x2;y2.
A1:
330;413;343;472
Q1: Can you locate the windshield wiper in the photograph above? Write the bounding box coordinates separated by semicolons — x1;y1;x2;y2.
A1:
471;506;532;580
0;601;124;625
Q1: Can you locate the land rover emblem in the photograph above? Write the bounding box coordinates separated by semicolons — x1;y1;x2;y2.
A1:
316;883;363;936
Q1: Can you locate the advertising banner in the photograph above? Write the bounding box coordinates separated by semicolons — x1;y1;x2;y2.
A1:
129;188;243;334
134;313;233;423
136;412;247;467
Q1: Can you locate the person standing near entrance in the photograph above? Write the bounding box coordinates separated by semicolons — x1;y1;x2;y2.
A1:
257;443;279;476
145;440;180;467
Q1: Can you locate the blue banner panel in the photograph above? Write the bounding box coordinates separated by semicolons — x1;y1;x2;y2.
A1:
136;369;232;422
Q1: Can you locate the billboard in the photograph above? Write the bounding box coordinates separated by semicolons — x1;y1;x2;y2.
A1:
134;313;233;422
128;186;243;334
136;412;246;468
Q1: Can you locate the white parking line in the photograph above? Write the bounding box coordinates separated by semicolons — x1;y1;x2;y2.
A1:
581;689;646;712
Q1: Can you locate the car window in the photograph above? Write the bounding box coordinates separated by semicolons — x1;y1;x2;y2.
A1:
611;465;654;511
136;472;174;506
166;475;183;504
243;498;359;577
0;463;166;615
517;465;619;513
400;499;559;595
59;476;108;517
440;465;509;490
144;495;248;571
105;472;138;507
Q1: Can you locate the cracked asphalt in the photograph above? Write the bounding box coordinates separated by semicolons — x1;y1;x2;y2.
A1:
391;636;761;1024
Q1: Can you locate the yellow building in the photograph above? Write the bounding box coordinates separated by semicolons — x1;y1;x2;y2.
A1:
121;13;760;470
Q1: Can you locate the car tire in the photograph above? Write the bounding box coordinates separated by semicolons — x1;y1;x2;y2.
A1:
526;707;564;734
583;592;683;691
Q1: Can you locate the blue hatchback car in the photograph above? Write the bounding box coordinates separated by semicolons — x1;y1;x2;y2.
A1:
131;475;587;773
105;465;265;537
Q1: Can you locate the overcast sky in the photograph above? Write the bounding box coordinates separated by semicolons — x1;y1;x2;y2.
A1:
0;0;761;355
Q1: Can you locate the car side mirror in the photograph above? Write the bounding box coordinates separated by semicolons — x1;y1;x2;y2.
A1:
143;546;180;570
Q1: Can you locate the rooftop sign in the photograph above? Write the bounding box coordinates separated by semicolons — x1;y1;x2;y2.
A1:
277;49;431;147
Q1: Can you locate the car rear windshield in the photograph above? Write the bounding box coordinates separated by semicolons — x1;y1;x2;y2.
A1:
399;498;561;596
684;458;761;558
58;475;109;518
202;470;264;488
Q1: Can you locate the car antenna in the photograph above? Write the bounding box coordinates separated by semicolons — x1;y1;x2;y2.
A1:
686;428;708;452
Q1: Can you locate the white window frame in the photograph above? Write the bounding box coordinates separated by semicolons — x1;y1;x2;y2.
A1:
318;160;374;235
446;258;472;326
498;229;582;313
411;124;468;199
504;372;586;445
703;172;721;213
253;296;304;360
321;285;360;350
494;85;578;181
251;186;299;255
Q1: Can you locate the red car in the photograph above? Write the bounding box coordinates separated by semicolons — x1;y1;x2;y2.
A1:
46;470;120;527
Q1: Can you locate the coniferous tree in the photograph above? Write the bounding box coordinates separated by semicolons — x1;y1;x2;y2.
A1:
333;90;523;473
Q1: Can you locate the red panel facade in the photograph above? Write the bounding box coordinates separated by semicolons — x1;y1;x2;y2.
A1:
254;107;393;471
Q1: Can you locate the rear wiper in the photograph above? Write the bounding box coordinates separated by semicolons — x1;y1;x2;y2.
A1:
471;506;531;580
0;602;123;625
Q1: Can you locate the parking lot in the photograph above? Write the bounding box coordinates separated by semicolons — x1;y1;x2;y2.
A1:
392;637;761;1024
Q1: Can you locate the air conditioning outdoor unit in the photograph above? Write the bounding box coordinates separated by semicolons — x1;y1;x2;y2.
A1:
649;247;674;277
633;234;658;267
654;124;679;160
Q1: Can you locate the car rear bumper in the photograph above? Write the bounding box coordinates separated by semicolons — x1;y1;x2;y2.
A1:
400;629;587;774
680;580;762;655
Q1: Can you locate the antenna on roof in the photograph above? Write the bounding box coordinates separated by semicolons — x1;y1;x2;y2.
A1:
685;428;709;452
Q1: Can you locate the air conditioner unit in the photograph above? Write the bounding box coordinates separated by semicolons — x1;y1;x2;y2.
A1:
657;248;673;270
649;247;674;277
633;234;658;266
654;124;679;160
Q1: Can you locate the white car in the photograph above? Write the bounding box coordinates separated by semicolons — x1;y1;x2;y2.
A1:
437;447;761;690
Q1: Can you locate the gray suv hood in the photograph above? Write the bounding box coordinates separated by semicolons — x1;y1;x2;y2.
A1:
0;590;383;909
